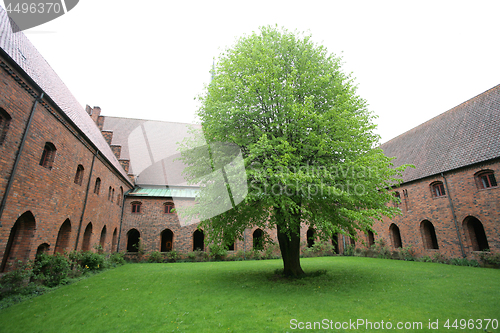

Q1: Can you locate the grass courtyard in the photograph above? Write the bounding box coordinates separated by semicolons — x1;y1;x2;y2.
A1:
0;256;498;332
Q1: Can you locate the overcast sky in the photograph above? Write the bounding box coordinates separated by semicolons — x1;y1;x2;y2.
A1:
2;0;499;143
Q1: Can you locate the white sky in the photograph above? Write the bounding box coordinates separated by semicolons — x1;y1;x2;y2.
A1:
2;0;499;143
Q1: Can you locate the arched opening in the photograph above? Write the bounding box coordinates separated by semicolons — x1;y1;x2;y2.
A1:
36;243;50;256
475;170;497;189
99;225;107;252
420;220;439;249
127;229;141;252
118;187;123;206
74;164;85;185
193;229;204;251
306;228;315;248
1;211;36;272
161;229;174;252
111;228;118;252
39;142;56;169
94;178;101;194
82;223;93;251
367;230;375;247
350;237;356;246
228;241;235;251
430;181;446;197
464;216;489;251
54;219;71;254
331;234;339;254
0;107;12;145
389;223;402;248
253;228;264;250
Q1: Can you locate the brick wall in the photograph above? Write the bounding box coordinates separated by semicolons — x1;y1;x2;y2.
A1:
372;159;500;259
0;55;132;271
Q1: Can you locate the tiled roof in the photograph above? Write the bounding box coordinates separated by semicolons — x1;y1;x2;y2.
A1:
380;84;500;183
101;116;201;186
0;8;131;184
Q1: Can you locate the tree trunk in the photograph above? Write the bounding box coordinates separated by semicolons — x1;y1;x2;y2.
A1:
276;219;305;277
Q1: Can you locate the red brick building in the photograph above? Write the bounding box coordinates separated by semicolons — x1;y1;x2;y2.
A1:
0;10;133;271
371;85;500;259
0;7;498;268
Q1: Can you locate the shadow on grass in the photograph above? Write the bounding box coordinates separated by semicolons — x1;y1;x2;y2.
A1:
205;258;387;294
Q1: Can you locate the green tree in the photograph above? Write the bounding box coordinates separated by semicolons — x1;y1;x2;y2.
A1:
180;26;407;277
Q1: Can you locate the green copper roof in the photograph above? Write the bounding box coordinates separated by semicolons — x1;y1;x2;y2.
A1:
128;186;198;198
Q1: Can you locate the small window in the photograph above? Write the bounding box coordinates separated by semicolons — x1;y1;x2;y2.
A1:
111;188;115;202
108;186;112;201
393;191;401;206
94;178;101;194
39;142;56;169
0;108;12;145
118;187;123;206
131;202;142;213
430;181;446;197
476;171;497;189
164;203;175;214
74;165;84;185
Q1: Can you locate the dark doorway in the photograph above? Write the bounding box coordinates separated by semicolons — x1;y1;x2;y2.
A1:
161;229;174;252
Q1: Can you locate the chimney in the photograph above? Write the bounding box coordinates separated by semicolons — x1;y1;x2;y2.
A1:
86;105;102;124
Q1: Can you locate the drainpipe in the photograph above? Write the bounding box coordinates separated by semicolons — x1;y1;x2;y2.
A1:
74;152;97;250
117;187;134;252
441;172;466;258
0;92;44;226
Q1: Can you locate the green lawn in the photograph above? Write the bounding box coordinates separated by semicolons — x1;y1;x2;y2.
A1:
0;257;499;332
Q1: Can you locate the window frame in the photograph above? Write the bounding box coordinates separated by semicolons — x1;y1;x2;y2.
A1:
39;142;56;169
164;202;175;214
476;171;497;189
74;164;84;185
94;178;101;194
131;202;142;213
0;108;12;145
430;181;446;198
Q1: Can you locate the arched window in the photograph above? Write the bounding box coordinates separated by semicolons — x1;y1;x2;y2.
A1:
111;188;115;202
111;228;118;252
99;225;107;252
0;108;11;145
127;229;140;252
475;170;497;189
367;230;375;247
253;229;264;250
389;223;402;248
36;243;50;257
94;178;101;194
74;165;84;185
393;191;401;206
464;216;489;251
54;219;71;254
164;202;175;214
131;201;142;213
430;181;446;197
306;228;315;248
118;187;123;206
331;234;339;254
193;229;204;251
108;186;112;201
420;220;439;249
161;229;174;252
39;142;56;169
1;211;36;272
81;223;93;251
